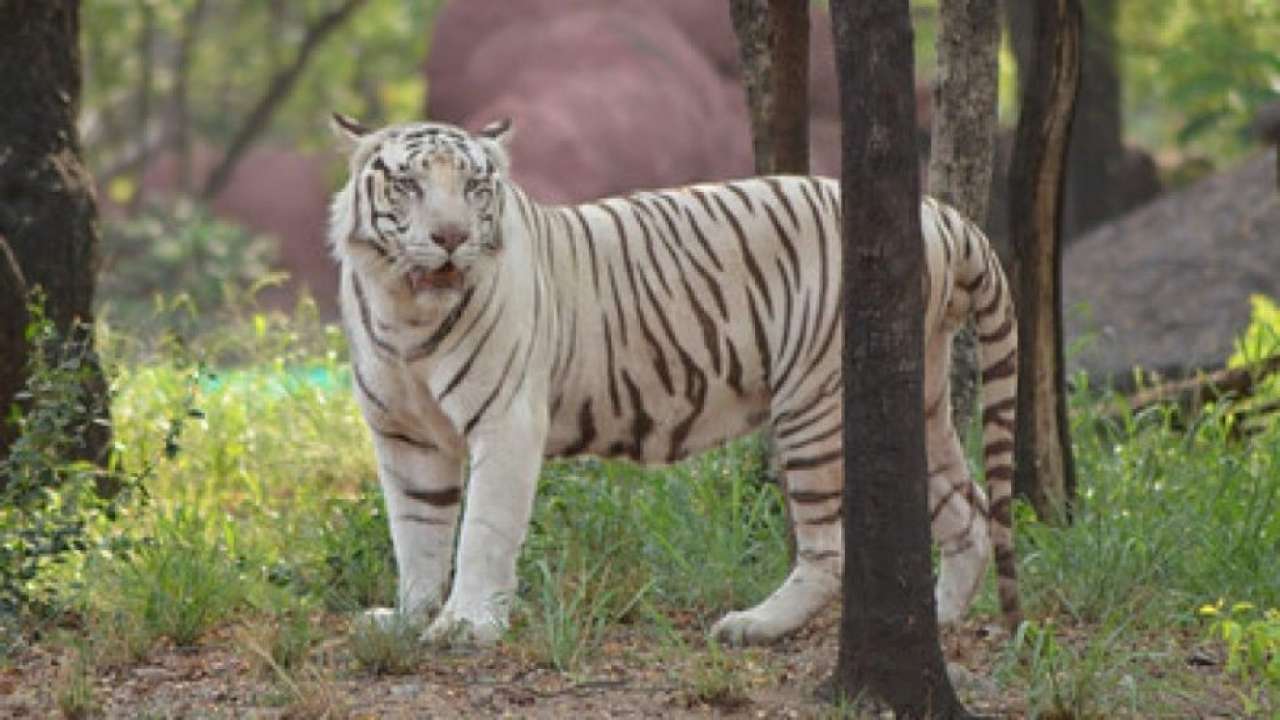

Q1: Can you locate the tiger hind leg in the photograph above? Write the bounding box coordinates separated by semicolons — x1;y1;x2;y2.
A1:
926;378;992;625
711;434;843;646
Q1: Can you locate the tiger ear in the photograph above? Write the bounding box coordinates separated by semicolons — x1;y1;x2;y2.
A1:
477;118;513;145
475;118;514;174
330;112;371;153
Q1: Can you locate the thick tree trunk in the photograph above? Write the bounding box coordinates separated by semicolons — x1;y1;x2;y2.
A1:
929;0;1000;433
730;0;809;175
0;0;110;466
1064;0;1123;239
1007;0;1081;522
829;1;972;715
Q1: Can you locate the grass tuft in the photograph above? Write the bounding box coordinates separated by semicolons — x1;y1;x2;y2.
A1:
347;614;426;677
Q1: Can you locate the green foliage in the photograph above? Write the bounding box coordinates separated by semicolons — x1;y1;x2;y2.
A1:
347;614;425;676
53;642;100;720
1199;600;1280;697
1118;0;1280;159
98;201;279;327
0;296;156;623
1003;619;1132;719
82;0;445;173
312;487;395;612
92;507;249;647
1230;294;1280;367
17;284;1278;714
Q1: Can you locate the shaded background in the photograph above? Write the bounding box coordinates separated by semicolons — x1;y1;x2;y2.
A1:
85;0;1280;380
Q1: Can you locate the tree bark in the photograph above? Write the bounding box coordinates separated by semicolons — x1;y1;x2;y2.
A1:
172;0;211;194
730;0;809;175
201;0;368;200
928;0;1000;434
768;0;809;174
0;0;110;466
829;1;972;715
1007;0;1081;522
730;0;775;175
1064;0;1123;239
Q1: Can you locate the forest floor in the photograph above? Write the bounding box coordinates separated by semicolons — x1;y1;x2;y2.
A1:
0;606;1245;719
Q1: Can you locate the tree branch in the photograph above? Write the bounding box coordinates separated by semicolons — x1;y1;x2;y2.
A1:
1116;354;1280;420
200;0;369;200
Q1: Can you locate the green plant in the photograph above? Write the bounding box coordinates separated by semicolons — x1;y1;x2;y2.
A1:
1199;599;1280;712
514;550;651;673
97;200;280;328
238;596;320;677
1003;619;1136;720
0;295;163;622
54;642;100;720
347;613;425;677
92;507;249;648
678;639;752;711
312;486;395;612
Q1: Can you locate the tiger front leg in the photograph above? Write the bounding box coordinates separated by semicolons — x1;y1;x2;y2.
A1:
423;412;545;647
363;435;464;630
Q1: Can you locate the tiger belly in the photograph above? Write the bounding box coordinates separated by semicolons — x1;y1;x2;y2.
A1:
543;377;772;464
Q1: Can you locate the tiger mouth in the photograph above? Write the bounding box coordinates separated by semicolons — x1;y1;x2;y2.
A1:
406;263;464;293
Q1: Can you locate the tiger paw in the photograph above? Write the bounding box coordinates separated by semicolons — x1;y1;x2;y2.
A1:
422;605;505;648
356;607;403;631
710;609;790;646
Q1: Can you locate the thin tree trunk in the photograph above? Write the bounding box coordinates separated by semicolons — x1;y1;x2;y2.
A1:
172;0;210;194
829;0;972;715
129;0;157;211
0;0;111;468
1064;0;1123;239
730;0;811;564
768;0;809;174
730;0;809;175
201;0;368;200
929;0;1000;434
1008;0;1081;522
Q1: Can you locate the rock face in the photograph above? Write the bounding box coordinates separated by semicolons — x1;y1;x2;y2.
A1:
1064;152;1280;380
424;0;859;203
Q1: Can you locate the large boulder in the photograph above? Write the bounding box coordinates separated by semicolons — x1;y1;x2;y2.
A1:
426;1;883;202
1064;152;1280;379
452;8;751;202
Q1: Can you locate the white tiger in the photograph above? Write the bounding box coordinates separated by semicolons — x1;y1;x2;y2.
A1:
328;115;1020;646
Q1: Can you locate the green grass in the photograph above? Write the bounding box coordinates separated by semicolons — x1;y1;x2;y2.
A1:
12;295;1278;716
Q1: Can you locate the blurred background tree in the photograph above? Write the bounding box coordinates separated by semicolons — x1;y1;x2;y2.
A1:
78;0;1279;332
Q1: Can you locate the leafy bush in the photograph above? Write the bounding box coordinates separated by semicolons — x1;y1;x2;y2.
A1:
0;297;160;621
1199;600;1280;714
98;200;279;326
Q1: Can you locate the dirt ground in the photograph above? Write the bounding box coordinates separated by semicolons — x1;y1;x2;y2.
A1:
1;606;1039;719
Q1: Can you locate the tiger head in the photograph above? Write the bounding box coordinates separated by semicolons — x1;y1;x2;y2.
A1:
329;114;513;296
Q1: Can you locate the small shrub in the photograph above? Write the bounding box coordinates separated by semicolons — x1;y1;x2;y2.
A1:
678;640;751;711
1199;599;1280;712
313;487;396;612
237;597;319;678
347;613;425;676
53;643;99;720
513;551;651;672
98;200;278;328
93;508;248;648
0;295;164;622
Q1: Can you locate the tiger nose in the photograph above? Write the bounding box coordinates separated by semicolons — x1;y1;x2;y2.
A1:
430;228;469;253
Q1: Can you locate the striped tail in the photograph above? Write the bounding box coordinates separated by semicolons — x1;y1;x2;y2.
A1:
961;222;1023;630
